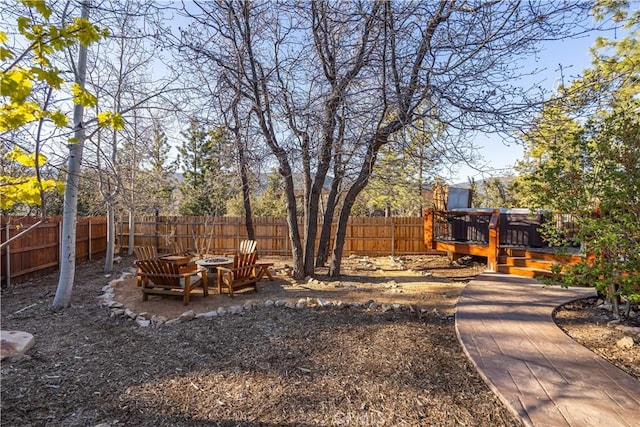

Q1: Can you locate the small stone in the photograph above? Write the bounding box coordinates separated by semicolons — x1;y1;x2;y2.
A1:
217;307;228;315
137;312;149;320
381;304;393;313
243;302;254;311
615;325;640;336
264;300;275;308
136;318;151;327
616;336;635;349
285;302;296;309
296;301;306;309
111;308;125;316
196;311;218;319
0;331;35;360
392;303;402;311
165;318;180;325
351;302;364;309
98;291;115;301
317;298;330;308
334;300;345;309
228;305;243;315
275;300;287;307
178;310;196;322
102;284;113;292
369;301;379;310
107;301;123;309
124;309;137;319
151;315;167;324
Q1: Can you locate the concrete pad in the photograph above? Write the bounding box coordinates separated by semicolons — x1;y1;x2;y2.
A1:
0;330;35;360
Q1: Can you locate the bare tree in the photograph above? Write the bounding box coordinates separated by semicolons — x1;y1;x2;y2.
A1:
176;0;593;278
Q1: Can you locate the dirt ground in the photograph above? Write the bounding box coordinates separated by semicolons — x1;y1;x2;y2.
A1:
1;254;638;427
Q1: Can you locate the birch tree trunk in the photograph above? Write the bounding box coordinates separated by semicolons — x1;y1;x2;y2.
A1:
52;0;90;310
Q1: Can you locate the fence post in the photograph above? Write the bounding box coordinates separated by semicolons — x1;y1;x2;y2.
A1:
4;222;10;288
423;208;434;250
487;209;500;271
88;218;92;261
154;210;159;252
58;219;63;271
390;218;395;257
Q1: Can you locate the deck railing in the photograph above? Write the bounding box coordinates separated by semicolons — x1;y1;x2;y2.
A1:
425;208;581;271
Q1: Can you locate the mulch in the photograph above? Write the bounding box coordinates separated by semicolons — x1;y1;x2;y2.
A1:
0;255;520;426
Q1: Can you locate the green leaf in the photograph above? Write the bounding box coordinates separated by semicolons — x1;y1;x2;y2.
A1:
49;110;68;127
0;47;13;61
21;0;52;19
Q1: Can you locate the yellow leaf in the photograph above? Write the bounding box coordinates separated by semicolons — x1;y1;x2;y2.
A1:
70;83;97;107
0;101;40;131
5;146;47;167
1;68;34;102
97;111;125;130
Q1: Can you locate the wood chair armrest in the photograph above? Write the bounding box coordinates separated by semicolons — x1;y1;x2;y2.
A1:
217;264;258;275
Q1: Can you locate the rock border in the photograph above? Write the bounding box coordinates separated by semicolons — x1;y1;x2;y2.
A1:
97;269;446;328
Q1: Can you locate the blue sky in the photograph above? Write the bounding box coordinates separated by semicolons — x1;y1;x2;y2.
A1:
445;27;619;185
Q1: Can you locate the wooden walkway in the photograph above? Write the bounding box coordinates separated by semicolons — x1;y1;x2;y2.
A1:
456;273;640;427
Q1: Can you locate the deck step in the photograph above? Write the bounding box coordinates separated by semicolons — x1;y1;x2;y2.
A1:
498;256;562;271
500;248;584;264
496;265;560;279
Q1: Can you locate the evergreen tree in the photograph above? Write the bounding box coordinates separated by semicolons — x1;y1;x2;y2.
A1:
516;1;639;315
178;119;234;216
147;121;177;214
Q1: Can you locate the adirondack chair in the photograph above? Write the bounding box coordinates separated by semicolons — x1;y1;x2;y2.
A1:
217;251;259;297
134;246;158;286
136;258;208;305
225;239;273;282
226;239;257;257
239;239;257;254
170;240;192;257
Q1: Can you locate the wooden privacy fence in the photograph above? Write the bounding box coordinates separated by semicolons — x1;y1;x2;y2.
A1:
118;216;427;257
1;216;107;287
2;215;427;286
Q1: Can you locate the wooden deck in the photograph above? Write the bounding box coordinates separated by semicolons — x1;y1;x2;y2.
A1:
425;208;586;279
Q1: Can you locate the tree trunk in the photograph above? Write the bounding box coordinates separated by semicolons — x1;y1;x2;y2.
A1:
52;0;90;310
128;208;134;255
315;174;342;267
330;131;392;276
